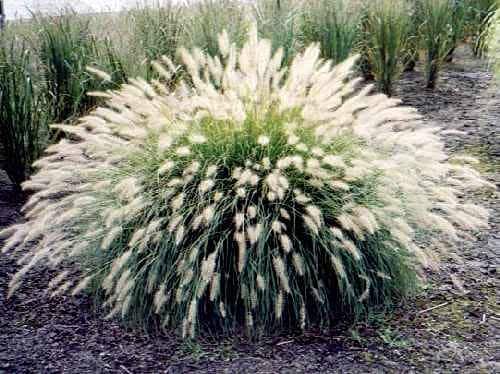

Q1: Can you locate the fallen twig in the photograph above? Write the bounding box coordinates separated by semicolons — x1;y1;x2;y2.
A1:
276;340;294;346
417;302;449;315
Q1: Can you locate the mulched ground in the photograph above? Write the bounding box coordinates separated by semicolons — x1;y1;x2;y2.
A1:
1;46;499;373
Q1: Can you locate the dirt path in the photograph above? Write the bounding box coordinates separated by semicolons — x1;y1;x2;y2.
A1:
1;47;499;373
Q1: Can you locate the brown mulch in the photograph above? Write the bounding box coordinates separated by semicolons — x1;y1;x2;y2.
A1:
1;46;499;373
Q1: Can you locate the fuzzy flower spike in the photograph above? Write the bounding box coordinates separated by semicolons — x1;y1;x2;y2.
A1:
2;25;491;338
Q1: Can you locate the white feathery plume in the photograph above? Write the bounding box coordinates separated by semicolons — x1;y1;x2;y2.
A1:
198;179;215;194
273;256;291;293
275;291;284;320
247;224;263;245
71;274;95;296
331;255;346;279
358;275;371;302
256;274;266;291
234;213;245;230
87;66;112;82
292;253;305;276
235;232;247;273
279;234;292;253
257;135;270;146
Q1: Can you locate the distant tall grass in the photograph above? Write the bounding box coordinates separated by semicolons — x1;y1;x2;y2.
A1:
187;0;248;56
447;0;467;62
37;13;128;123
131;1;186;79
361;0;412;96
0;40;49;187
37;14;97;122
466;0;498;56
254;0;303;66
486;6;500;78
302;0;360;65
417;0;455;89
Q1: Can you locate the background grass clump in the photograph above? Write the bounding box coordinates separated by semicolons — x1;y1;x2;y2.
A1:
487;7;500;79
1;27;491;339
254;0;303;67
37;13;128;123
131;1;186;79
465;0;499;56
360;0;412;96
302;0;360;65
417;0;455;89
0;38;49;187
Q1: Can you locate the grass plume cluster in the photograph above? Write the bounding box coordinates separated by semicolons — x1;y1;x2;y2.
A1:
1;27;491;338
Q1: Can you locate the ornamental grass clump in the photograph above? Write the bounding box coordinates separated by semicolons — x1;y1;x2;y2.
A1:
187;0;247;57
131;1;186;79
37;14;98;122
255;0;303;66
2;27;492;338
37;12;128;123
302;0;360;65
0;40;50;187
417;0;455;89
466;0;498;56
361;0;412;96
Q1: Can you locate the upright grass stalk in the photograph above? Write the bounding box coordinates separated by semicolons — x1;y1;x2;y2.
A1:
131;1;186;79
403;7;419;72
0;40;49;187
254;0;303;66
37;13;98;122
417;0;455;89
37;12;129;123
302;0;360;65
486;6;500;79
447;0;467;62
465;0;498;56
360;0;412;96
186;0;247;57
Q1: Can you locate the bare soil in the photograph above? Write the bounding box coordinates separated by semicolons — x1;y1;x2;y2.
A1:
1;46;499;373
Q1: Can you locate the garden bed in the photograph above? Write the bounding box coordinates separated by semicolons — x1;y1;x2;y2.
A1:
1;46;498;373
